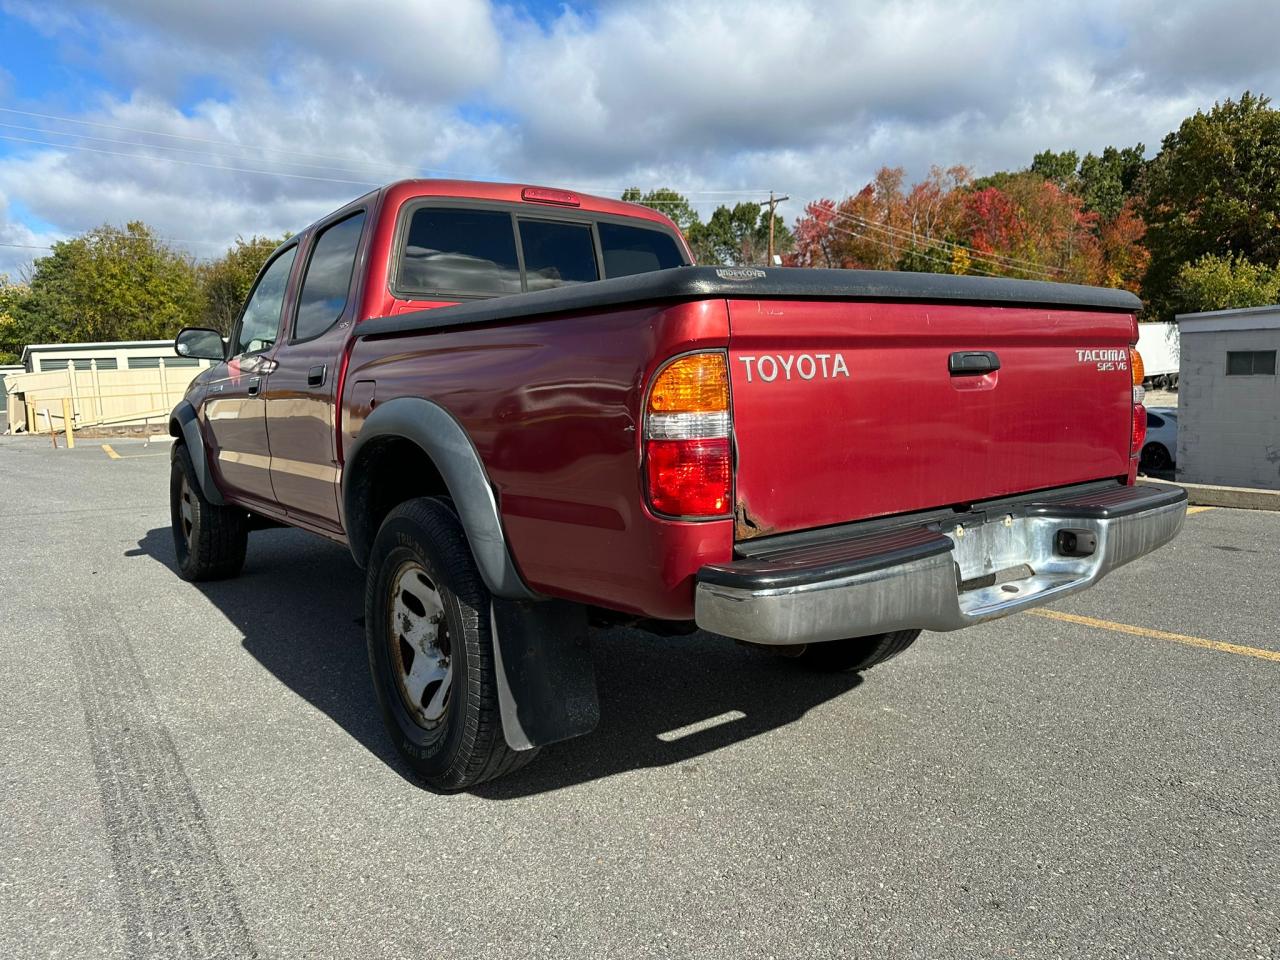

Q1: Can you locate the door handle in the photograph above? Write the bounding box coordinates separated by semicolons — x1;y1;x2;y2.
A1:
247;376;261;396
948;351;1001;375
307;364;327;387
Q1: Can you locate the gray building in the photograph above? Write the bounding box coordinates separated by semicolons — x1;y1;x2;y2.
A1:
1175;304;1280;490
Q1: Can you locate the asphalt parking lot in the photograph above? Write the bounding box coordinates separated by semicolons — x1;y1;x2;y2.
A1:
2;435;1277;959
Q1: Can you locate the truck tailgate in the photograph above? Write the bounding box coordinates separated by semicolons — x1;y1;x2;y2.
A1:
727;299;1136;538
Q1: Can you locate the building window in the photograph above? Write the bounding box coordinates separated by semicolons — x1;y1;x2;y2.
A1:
1226;350;1277;376
51;358;118;371
127;356;200;369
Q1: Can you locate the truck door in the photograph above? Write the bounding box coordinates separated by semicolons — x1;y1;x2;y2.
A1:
203;243;298;507
263;209;367;530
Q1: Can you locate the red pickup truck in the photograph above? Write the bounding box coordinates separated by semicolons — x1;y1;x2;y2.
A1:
170;179;1186;790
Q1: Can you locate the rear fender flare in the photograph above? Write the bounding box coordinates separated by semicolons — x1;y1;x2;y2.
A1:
169;401;225;505
342;396;536;601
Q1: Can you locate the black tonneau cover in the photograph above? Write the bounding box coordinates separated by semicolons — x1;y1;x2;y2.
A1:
356;266;1142;339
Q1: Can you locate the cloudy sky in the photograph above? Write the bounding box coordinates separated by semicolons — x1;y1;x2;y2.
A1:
0;0;1277;275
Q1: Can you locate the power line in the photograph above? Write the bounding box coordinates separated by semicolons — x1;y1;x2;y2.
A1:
0;133;382;187
0;105;423;171
829;208;1066;277
0;120;419;179
0;108;787;199
826;210;1062;280
821;218;999;277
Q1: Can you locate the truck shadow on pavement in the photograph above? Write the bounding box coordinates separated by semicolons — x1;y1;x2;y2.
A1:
132;526;865;798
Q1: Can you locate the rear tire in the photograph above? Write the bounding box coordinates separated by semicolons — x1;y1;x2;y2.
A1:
170;443;247;581
1141;442;1172;470
364;497;536;791
797;629;921;672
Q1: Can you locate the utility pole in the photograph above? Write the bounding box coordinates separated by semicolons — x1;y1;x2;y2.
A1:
764;190;790;264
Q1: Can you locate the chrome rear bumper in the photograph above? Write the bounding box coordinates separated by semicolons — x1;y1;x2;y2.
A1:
695;483;1187;645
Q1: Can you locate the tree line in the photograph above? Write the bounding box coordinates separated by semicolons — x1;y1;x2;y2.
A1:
0;228;288;364
627;91;1280;321
2;90;1277;363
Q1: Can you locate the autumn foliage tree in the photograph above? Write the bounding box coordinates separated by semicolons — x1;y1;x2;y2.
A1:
790;160;1147;292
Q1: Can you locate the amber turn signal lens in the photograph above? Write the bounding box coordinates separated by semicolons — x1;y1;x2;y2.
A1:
648;353;729;413
1130;347;1144;385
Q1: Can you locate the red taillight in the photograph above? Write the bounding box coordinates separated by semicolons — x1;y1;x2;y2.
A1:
643;352;732;518
645;438;731;516
1129;346;1145;459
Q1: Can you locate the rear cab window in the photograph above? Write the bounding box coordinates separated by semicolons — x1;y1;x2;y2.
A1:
391;201;687;300
519;219;598;290
598;221;685;277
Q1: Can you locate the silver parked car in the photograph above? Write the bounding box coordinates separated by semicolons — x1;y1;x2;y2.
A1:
1142;406;1178;471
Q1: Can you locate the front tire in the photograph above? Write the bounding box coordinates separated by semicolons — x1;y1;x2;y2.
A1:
170;443;247;581
364;497;535;791
796;629;921;672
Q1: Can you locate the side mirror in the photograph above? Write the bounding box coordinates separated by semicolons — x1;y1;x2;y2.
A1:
175;327;226;361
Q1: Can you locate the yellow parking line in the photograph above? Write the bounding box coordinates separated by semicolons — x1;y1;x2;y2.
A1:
100;443;168;460
1186;505;1215;515
1029;609;1280;663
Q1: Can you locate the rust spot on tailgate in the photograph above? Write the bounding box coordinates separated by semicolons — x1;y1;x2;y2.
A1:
734;500;774;540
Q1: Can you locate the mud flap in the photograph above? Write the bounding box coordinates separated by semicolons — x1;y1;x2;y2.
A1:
489;599;599;751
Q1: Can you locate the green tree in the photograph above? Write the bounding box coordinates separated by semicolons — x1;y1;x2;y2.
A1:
1077;144;1145;220
620;187;701;233
687;202;793;266
1141;92;1280;318
16;222;202;345
1172;253;1280;313
1029;149;1079;189
199;234;290;335
0;279;33;364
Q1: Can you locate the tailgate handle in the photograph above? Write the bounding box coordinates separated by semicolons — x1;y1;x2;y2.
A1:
949;351;1001;375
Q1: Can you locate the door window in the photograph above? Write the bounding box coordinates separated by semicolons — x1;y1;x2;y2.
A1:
233;246;297;356
294;212;366;341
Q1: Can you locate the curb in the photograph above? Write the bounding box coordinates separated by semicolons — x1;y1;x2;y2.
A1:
1142;477;1280;511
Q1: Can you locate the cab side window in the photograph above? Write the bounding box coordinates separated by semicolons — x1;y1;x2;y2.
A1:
233;246;297;356
294;212;366;341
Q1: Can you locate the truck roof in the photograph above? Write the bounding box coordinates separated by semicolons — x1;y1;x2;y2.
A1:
376;179;678;231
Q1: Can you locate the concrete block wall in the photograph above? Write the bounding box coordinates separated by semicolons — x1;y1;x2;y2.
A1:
1177;329;1280;490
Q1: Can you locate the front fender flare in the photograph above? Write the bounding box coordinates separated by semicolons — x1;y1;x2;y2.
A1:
169;401;225;505
342;396;537;601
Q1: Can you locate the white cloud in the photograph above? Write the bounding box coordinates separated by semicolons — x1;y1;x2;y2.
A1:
44;0;503;101
0;0;1278;274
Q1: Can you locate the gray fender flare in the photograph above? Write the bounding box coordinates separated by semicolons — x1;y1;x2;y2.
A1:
342;396;537;601
169;401;225;505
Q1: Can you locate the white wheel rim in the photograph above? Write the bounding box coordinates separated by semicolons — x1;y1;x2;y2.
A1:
388;561;452;729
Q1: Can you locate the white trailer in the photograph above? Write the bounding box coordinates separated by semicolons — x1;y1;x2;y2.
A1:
1137;322;1179;386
